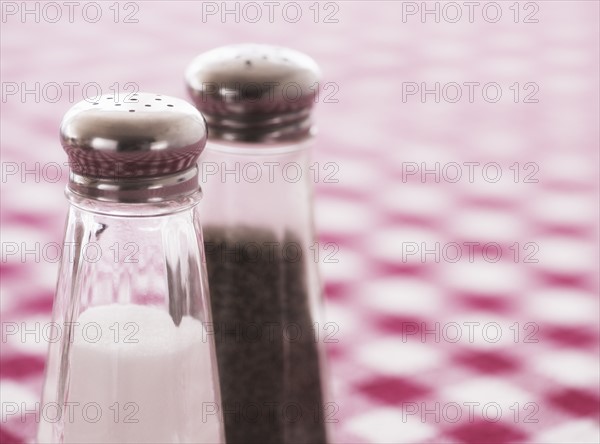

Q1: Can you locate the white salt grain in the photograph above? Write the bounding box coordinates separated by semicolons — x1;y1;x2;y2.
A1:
63;304;220;444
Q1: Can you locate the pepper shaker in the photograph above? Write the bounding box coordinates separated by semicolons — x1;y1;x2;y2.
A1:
186;44;331;444
37;93;224;444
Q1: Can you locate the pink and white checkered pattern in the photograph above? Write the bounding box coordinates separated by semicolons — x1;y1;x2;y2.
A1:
1;2;598;443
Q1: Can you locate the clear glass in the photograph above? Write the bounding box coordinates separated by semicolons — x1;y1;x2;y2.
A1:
200;138;331;444
37;190;224;444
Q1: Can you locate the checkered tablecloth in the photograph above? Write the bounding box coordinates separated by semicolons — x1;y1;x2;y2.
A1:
1;1;598;443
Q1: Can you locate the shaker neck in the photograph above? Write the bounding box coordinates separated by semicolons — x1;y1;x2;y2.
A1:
65;186;202;218
66;166;202;212
204;134;314;156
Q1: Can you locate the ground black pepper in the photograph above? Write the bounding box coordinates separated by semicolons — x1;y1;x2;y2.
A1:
204;226;328;444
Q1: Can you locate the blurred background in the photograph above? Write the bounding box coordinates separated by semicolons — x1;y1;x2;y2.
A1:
1;1;598;443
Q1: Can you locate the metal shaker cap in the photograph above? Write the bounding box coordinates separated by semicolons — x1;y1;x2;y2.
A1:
60;93;207;203
185;44;321;143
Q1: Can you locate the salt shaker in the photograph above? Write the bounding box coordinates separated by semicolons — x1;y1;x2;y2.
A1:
186;44;331;444
37;93;224;444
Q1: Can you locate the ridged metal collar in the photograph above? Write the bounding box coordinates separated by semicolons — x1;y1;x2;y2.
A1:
185;44;321;144
60;93;207;203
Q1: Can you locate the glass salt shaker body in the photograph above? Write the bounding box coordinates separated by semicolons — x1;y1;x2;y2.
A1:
186;45;331;444
37;93;224;444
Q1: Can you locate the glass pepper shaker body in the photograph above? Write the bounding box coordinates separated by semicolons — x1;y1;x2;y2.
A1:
37;93;224;444
186;45;331;444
